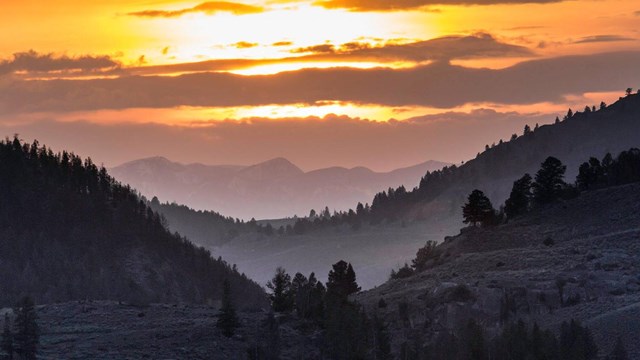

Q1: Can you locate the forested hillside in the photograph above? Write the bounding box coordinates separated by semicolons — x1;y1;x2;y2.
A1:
291;92;640;232
0;137;266;308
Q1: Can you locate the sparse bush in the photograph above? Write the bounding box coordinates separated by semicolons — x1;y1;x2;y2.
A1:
411;241;439;272
390;263;414;280
378;298;387;308
445;285;475;303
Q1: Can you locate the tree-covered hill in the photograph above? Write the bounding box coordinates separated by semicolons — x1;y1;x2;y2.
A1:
0;137;266;308
293;92;640;231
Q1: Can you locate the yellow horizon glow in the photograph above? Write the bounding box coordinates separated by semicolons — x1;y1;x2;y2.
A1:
1;0;638;122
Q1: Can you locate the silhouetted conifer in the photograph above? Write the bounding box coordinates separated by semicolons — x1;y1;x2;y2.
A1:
1;314;13;360
532;157;567;204
504;174;532;219
266;267;293;313
217;279;239;338
13;296;38;360
462;190;496;227
609;337;628;360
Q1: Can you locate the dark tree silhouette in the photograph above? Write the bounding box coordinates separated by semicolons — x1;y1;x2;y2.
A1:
372;314;391;360
411;240;437;271
609;337;629;360
576;157;604;191
13;296;38;360
1;314;13;360
216;279;239;338
504;174;532;219
266;267;293;313
326;260;361;303
462;189;495;227
323;261;367;360
560;320;598;360
0;136;265;308
532;157;567;204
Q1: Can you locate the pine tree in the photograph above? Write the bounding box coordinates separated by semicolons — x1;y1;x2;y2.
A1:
324;261;366;360
532;157;567;204
13;296;39;360
462;189;495;227
1;314;13;360
609;337;628;360
372;314;391;360
504;174;532;219
326;260;361;303
266;267;294;312
411;240;437;271
217;279;239;338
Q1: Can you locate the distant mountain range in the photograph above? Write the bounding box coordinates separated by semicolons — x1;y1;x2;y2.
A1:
111;157;450;220
214;93;640;289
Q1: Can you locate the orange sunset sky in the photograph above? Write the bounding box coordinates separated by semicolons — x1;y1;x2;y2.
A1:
1;0;639;170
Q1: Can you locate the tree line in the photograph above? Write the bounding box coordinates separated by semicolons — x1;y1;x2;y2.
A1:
284;92;638;235
0;136;265;308
462;148;640;227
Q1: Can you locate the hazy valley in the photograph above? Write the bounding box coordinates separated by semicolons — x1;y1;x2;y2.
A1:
111;157;449;220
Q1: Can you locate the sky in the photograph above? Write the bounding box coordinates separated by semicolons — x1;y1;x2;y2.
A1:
1;0;639;171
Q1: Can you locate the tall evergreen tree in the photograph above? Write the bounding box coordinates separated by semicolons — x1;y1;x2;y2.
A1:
1;314;13;360
13;296;38;360
560;320;598;360
609;337;628;360
372;314;391;360
462;189;495;227
266;267;294;313
324;261;367;360
411;241;437;271
217;279;239;338
532;157;567;204
326;260;361;303
504;174;532;219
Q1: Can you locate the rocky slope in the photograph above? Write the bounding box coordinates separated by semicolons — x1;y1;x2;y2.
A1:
356;183;640;358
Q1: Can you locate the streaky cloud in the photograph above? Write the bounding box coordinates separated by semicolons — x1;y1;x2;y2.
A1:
128;1;264;18
573;35;636;44
312;0;564;11
126;33;534;75
0;50;120;75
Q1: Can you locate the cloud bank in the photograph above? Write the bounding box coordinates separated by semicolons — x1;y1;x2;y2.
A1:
2;51;639;113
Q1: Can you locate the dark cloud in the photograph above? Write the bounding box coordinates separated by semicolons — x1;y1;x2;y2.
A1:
634;10;640;16
2;51;639;112
297;33;534;62
128;1;264;17
232;41;259;49
272;41;293;47
0;50;120;75
312;0;563;11
3;110;552;171
574;35;636;44
127;33;533;75
291;44;336;54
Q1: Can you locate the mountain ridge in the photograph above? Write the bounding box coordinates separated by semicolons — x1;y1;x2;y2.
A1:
111;157;450;219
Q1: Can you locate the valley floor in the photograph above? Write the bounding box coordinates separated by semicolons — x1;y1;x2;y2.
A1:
27;301;317;360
